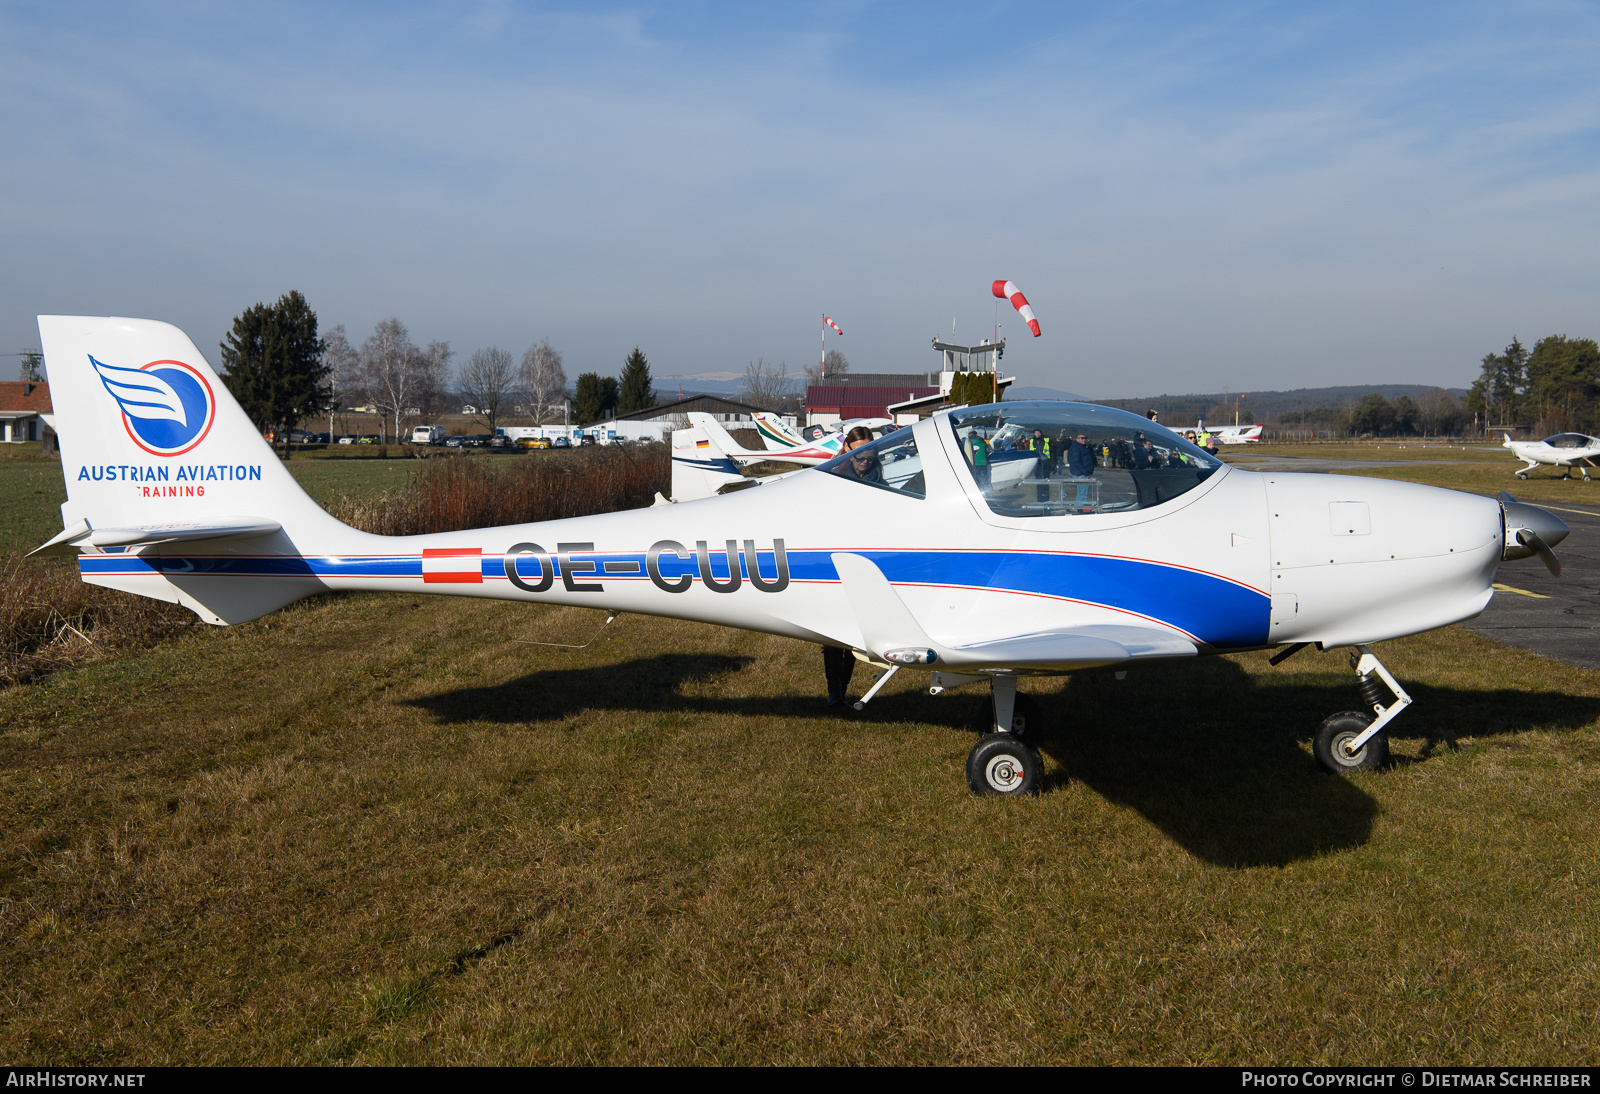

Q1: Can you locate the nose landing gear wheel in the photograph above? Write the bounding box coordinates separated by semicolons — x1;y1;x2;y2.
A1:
1313;711;1387;774
966;733;1042;796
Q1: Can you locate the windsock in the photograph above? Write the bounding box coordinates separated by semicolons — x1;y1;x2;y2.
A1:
824;315;844;336
991;280;1041;337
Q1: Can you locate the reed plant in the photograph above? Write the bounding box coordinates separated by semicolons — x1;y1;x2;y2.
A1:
327;446;668;537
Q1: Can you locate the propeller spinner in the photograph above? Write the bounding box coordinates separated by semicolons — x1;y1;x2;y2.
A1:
1498;491;1569;576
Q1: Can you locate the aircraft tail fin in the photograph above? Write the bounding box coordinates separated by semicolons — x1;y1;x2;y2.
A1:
670;423;748;501
684;412;756;456
753;412;805;450
34;315;353;623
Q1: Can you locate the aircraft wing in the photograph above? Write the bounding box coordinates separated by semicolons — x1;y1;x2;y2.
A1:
831;553;1196;670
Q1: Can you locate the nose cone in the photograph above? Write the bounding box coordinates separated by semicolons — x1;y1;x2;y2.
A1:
1499;492;1570;560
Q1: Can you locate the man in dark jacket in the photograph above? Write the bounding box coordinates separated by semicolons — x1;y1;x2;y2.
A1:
1067;432;1097;508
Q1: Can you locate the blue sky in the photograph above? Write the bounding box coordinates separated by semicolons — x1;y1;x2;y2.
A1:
2;1;1597;397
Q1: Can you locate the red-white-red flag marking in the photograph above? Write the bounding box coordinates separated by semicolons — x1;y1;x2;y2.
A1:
423;547;483;584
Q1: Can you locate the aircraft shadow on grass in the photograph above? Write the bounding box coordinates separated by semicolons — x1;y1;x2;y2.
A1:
406;652;1600;869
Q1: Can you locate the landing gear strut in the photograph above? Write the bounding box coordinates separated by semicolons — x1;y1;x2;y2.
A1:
1313;645;1411;775
965;675;1043;796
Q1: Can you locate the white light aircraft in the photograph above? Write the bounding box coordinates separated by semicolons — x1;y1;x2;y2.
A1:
687;412;846;467
754;414;897;448
1196;421;1264;445
32;316;1571;795
1503;432;1600;480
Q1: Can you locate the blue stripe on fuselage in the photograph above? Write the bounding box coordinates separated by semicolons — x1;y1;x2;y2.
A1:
79;546;1268;648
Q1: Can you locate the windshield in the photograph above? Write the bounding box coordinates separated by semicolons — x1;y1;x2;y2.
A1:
945;403;1223;517
815;425;926;499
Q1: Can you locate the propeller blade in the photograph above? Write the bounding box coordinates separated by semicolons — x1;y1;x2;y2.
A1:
1517;528;1562;576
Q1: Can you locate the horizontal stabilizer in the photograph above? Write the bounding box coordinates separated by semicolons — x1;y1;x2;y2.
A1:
28;517;283;557
831;552;1196;670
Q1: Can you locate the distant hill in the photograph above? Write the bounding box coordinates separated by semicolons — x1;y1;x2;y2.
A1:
1006;385;1090;402
1091;384;1469;425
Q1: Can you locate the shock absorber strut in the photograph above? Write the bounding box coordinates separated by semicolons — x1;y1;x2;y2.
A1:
1359;670;1390;714
1347;645;1413;752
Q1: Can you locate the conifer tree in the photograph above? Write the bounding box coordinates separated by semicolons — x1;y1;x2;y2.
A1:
219;290;328;457
617;347;655;415
574;372;605;424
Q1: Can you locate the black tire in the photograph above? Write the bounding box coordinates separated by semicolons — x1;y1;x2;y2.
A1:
966;733;1042;796
1313;711;1387;774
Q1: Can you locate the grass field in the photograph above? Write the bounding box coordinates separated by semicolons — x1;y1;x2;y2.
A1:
2;451;1598;1064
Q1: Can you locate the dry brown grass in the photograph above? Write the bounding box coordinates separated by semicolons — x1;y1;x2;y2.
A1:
1;596;1597;1065
4;446;1600;1064
0;556;192;686
326;446;667;536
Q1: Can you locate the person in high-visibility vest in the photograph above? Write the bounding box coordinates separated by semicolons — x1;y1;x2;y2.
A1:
1028;429;1054;502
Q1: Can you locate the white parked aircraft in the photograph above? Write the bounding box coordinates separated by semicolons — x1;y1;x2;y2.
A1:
32;316;1570;794
754;414;896;448
1503;432;1600;480
1195;421;1264;445
687;412;847;467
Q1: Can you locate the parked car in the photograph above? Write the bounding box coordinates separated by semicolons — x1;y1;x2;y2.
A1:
516;436;551;450
309;432;332;444
579;434;596;446
552;436;572;448
443;436;466;449
486;434;514;449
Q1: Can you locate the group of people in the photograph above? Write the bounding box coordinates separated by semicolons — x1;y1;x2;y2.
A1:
1008;428;1100;479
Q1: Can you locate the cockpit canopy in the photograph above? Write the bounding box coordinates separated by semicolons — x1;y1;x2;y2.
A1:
815;402;1225;517
1543;433;1600;449
946;403;1223;516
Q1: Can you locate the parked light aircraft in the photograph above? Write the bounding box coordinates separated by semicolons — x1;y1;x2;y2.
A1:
1196;421;1264;445
1503;432;1600;480
686;412;847;467
751;414;898;451
33;316;1572;795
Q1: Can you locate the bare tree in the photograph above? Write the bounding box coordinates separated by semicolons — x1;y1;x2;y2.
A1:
805;348;849;388
321;324;357;439
519;338;567;424
741;357;794;410
460;346;517;433
359;318;427;443
414;340;454;425
1417;387;1464;437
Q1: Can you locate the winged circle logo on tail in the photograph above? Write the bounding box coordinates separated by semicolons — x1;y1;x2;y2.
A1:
90;355;216;456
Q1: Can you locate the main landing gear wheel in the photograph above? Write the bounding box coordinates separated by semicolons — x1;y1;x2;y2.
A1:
966;733;1042;796
1313;711;1387;774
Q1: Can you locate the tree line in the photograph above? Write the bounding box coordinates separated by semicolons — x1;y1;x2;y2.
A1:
217;291;673;446
1465;335;1600;435
1277;389;1468;438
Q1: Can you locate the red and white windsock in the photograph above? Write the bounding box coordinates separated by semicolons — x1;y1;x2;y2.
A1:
823;315;844;336
992;280;1041;337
